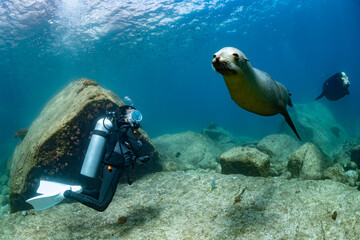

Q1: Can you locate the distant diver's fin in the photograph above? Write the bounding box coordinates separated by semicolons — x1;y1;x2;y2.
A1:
26;180;83;211
315;92;324;100
26;191;66;211
283;109;301;141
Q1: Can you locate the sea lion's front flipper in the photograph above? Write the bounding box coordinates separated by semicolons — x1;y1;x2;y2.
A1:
315;92;324;100
282;109;301;141
287;94;293;107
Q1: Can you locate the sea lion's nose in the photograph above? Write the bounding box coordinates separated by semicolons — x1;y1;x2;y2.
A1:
215;57;220;62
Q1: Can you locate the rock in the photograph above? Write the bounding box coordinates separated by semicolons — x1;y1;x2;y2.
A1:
256;134;301;176
279;102;349;154
2;172;360;239
323;163;359;186
9;79;159;213
201;127;237;151
0;195;5;205
220;146;270;176
153;131;222;172
331;138;360;165
14;128;28;141
345;170;359;186
343;161;358;171
0;204;9;220
0;175;8;185
351;145;360;168
287;142;333;180
1;185;9;195
239;140;259;148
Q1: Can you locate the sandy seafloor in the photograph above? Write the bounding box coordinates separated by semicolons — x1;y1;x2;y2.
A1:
1;171;360;240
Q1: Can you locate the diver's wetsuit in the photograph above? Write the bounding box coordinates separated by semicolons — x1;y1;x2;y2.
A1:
64;122;142;212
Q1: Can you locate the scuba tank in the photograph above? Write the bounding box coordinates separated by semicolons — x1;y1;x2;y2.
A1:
80;113;116;178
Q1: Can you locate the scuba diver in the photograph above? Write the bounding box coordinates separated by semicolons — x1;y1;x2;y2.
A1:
26;105;150;212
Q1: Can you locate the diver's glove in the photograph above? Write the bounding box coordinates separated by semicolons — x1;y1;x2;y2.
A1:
136;156;150;165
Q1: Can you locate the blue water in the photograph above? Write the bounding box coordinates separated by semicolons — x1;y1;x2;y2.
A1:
0;0;359;166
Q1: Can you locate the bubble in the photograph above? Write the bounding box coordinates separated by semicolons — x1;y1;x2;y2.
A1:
123;96;134;106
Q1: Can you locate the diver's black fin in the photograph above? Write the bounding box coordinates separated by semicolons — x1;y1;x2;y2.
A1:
283;109;301;141
315;92;324;100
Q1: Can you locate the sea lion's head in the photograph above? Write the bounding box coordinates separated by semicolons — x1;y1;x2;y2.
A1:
212;47;249;76
340;72;350;88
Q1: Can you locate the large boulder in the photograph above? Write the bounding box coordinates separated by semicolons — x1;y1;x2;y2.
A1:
153;131;222;172
9;79;159;213
287;142;333;180
256;134;301;176
220;146;270;177
280;102;349;154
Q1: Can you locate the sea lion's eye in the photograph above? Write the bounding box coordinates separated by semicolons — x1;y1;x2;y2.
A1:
213;54;216;58
233;53;239;58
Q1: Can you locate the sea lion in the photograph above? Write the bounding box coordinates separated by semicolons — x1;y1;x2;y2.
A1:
315;72;350;101
212;47;301;140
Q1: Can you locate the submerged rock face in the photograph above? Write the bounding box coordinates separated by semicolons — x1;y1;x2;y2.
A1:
287;142;333;180
153;131;222;172
9;79;158;213
220;146;270;176
279;102;349;154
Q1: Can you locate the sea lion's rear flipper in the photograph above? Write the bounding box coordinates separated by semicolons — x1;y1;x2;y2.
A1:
315;92;324;100
282;109;301;141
